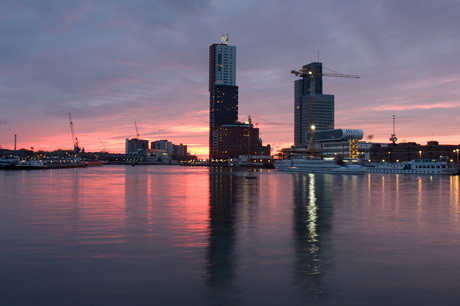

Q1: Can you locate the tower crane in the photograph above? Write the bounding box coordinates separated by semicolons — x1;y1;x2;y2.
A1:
134;121;140;139
69;113;81;153
98;137;108;153
291;65;359;155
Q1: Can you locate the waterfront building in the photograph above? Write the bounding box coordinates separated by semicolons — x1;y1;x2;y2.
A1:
151;140;173;156
213;122;259;160
294;62;334;148
125;138;149;155
173;143;188;157
209;35;238;159
307;129;364;159
369;141;460;163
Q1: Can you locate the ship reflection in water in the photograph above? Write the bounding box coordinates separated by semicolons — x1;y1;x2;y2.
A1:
1;167;460;305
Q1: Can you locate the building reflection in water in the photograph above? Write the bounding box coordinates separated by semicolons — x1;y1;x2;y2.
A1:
206;167;239;305
292;173;333;298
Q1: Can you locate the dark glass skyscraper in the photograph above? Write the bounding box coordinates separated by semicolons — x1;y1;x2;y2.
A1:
209;35;238;159
294;62;334;148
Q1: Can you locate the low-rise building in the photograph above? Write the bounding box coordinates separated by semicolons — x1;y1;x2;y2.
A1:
369;141;460;163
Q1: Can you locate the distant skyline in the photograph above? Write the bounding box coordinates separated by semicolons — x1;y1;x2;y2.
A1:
1;0;459;158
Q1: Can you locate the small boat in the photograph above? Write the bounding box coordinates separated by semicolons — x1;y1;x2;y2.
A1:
85;160;104;167
245;169;256;179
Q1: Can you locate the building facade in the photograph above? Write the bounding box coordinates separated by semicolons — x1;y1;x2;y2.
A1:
369;141;460;163
209;35;238;159
125;138;149;155
213;123;259;160
310;129;363;159
294;62;334;148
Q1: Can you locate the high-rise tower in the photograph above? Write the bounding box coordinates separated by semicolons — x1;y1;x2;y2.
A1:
209;34;238;158
294;62;334;148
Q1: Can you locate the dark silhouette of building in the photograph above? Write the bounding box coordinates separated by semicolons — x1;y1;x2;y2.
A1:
209;35;238;159
125;138;149;154
294;62;334;148
213;123;259;159
369;141;460;163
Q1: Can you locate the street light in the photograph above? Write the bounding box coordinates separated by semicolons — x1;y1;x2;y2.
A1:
453;149;459;165
419;150;422;160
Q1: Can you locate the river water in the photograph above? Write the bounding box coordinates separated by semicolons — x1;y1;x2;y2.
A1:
1;166;459;305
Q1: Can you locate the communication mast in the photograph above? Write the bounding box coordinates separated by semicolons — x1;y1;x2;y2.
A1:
69;113;81;153
389;115;398;144
291;65;359;155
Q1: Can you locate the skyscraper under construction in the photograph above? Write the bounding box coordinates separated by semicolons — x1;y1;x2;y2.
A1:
293;62;335;148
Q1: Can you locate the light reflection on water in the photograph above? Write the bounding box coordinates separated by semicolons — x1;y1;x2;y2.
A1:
1;167;460;305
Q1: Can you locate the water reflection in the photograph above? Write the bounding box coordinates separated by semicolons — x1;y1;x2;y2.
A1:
206;167;238;305
292;173;332;298
2;168;460;305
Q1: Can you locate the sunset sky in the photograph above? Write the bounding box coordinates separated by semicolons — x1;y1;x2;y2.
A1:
1;0;459;158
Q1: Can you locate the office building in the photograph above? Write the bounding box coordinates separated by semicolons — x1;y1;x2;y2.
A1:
152;140;173;155
209;34;238;159
213;122;259;160
305;129;364;159
294;62;334;148
125;138;149;155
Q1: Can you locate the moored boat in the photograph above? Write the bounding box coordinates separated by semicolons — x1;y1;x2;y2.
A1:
244;169;256;179
274;157;366;174
0;158;20;168
366;158;458;175
85;160;104;167
2;157;87;170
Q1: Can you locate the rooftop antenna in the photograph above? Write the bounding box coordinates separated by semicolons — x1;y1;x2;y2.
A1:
389;115;398;144
317;50;320;62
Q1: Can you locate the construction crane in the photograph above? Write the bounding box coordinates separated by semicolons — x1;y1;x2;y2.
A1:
69;113;81;153
250;116;292;126
98;137;108;153
134;121;140;139
291;65;359;155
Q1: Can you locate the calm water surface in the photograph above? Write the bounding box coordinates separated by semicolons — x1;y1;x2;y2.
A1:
1;166;460;305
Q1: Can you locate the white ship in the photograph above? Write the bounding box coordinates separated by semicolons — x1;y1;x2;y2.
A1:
274;157;366;174
366;158;458;175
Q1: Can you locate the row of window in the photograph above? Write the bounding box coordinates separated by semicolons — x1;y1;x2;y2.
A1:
415;165;447;169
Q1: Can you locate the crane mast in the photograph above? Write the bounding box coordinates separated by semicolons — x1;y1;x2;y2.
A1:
98;137;108;153
134;121;140;139
291;66;359;155
69;113;81;153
